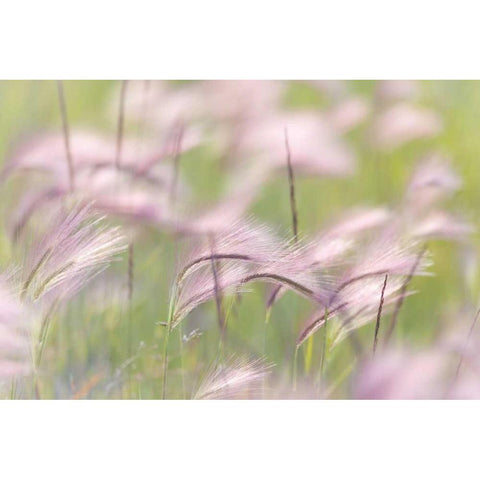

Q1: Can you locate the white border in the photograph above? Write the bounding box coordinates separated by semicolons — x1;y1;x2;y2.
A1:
2;1;480;78
0;401;478;478
1;2;480;476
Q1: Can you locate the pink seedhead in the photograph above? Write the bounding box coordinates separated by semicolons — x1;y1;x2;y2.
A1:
308;207;391;269
412;211;473;241
327;96;371;134
399;155;473;242
175;164;270;235
173;220;324;326
110;80;204;148
353;333;480;399
173;263;249;327
177;219;286;281
375;80;419;103
194;356;273;399
3;130;183;187
21;202;127;305
405;154;462;210
266;207;391;310
0;275;32;380
297;233;431;347
370;103;442;150
308;80;347;100
199;80;285;122
353;348;446;399
237;112;356;177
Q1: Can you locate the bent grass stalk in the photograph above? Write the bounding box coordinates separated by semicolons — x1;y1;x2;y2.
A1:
162;285;177;400
284;127;301;389
373;274;388;354
33;300;58;399
56;80;75;192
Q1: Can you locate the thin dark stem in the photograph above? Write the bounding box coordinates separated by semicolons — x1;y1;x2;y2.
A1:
266;284;283;310
115;80;128;170
177;254;251;285
295;269;395;343
56;81;75;192
264;128;297;315
384;245;427;344
169;123;184;206
241;272;316;299
373;274;388;354
297;303;364;351
284;127;298;242
174;271;318;327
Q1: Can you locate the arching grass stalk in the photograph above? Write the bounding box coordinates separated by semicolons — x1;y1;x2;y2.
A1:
304;334;314;374
10;378;17;400
33;301;58;399
373;274;388;354
170;128;186;399
162;284;177;400
215;293;237;362
208;236;225;335
263;305;273;395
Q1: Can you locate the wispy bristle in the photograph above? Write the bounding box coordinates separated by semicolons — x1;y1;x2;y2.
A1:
194;356;273;399
0;275;32;380
22;202;127;305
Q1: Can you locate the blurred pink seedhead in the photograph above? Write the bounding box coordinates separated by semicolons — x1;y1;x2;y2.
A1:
199;80;285;123
309;207;392;269
0;275;32;380
308;80;348;100
411;211;473;241
400;155;473;242
375;80;419;103
405;154;462;210
111;80;204;146
175;164;270;235
371;103;442;150
237;112;356;177
21;202;127;306
353;338;480;399
353;348;446;399
327;96;371;134
4;129;184;187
